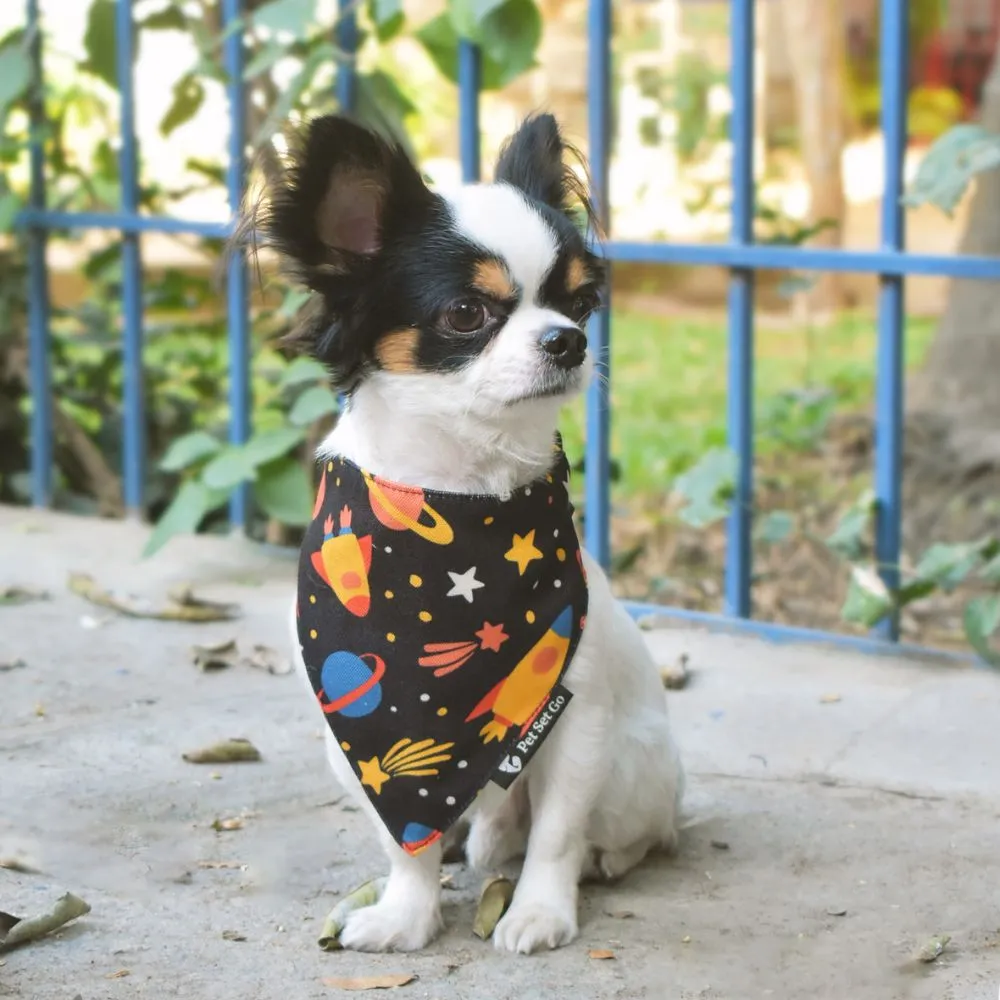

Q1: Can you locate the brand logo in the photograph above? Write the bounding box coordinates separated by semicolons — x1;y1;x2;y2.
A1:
490;683;573;789
498;754;522;775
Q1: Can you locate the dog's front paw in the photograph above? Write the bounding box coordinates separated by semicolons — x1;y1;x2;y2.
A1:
340;899;442;953
493;901;577;954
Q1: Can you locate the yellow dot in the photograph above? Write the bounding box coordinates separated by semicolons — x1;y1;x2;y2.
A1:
385;590;394;599
484;516;494;525
437;707;448;717
309;628;318;639
419;610;432;623
546;474;553;483
556;547;567;562
525;610;536;624
336;477;341;486
410;574;423;587
341;741;351;751
387;632;396;643
327;461;334;471
309;594;317;604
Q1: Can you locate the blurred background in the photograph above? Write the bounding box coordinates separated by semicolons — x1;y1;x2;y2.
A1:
1;0;999;654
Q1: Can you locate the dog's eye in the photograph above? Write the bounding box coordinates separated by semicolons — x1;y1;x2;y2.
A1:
445;299;488;333
569;290;600;323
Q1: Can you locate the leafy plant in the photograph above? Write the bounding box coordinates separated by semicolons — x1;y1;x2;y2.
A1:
0;0;543;546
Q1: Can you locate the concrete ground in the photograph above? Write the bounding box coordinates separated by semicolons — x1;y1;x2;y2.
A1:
2;505;999;1000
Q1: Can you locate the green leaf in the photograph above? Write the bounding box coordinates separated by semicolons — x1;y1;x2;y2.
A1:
0;44;31;114
81;0;121;88
356;69;417;150
160;73;205;136
825;489;876;560
897;578;937;606
142;480;227;558
963;594;1000;666
0;190;22;233
756;510;795;545
140;7;188;30
913;540;987;592
278;355;328;389
417;1;539;91
448;0;507;38
242;425;308;466
201;445;260;490
672;447;735;528
370;0;404;41
980;551;1000;584
288;384;339;426
254;0;314;37
243;39;287;80
255;456;314;526
159;431;222;472
903;123;1000;216
841;565;893;628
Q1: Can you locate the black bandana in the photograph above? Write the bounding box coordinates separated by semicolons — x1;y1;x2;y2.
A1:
296;444;588;856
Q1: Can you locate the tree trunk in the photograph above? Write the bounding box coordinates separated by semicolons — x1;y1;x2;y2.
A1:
778;0;848;311
911;34;1000;468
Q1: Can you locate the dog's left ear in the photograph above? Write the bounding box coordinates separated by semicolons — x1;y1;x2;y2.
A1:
494;113;593;226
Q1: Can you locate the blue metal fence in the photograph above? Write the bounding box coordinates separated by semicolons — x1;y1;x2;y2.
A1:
18;0;1000;660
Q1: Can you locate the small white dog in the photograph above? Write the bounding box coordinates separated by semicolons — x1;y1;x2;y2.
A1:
264;113;683;954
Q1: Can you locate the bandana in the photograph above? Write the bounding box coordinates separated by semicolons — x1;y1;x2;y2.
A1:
296;444;588;855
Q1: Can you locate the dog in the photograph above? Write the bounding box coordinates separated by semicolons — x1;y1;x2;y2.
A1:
260;112;684;954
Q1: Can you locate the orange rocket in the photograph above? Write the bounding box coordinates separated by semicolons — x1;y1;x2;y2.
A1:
311;504;372;617
466;606;573;744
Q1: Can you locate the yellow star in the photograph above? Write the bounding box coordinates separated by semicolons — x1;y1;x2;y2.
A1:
505;530;543;575
358;756;390;795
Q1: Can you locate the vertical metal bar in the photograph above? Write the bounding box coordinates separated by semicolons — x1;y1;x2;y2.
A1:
725;0;755;619
116;0;144;515
223;0;250;529
25;0;52;508
458;41;481;183
584;0;612;569
336;0;357;112
874;0;908;641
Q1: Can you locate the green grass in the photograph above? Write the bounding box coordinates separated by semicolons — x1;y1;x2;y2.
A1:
559;310;937;495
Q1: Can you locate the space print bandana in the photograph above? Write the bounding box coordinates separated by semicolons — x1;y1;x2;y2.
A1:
296;442;588;855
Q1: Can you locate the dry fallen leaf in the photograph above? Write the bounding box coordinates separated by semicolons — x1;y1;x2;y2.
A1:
222;930;247;942
318;878;386;951
197;860;247;870
605;909;634;920
819;693;842;704
472;877;514;940
0;892;91;949
710;839;730;851
0;659;27;673
0;585;49;606
191;639;240;672
68;572;238;623
659;653;690;690
105;970;130;979
917;934;950;963
826;906;848;917
211;817;244;832
183;738;262;764
322;974;416;991
589;949;616;960
0;857;41;875
682;935;692;944
245;643;292;676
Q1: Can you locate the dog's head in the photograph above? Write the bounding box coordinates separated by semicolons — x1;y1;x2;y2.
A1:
257;113;604;421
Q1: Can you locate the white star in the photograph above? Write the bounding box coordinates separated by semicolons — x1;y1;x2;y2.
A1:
446;566;485;603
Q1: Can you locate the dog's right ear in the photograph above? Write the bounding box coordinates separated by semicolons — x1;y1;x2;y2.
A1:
262;115;432;289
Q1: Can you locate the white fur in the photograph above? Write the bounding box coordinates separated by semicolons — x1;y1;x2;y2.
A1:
292;183;684;954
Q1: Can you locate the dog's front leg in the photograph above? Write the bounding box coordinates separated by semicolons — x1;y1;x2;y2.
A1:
339;829;444;952
492;700;607;954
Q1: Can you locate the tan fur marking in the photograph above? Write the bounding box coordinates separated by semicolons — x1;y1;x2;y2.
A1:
473;259;515;300
566;256;587;294
375;328;420;372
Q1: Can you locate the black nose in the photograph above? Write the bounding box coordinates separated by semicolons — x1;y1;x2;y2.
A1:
539;326;587;370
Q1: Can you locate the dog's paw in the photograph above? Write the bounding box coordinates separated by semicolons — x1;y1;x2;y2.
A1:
465;816;526;872
339;899;441;953
493;901;577;954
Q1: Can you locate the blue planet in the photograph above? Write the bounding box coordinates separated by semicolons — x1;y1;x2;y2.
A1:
319;650;385;718
401;822;441;855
